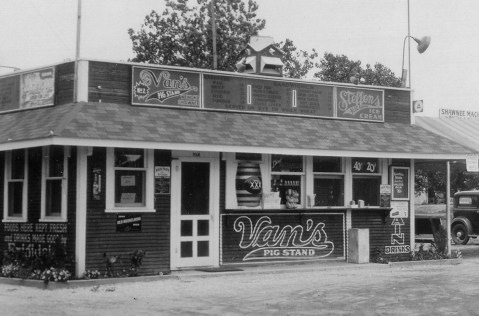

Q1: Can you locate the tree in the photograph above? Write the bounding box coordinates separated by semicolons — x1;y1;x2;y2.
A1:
127;0;266;71
276;39;318;79
314;52;401;87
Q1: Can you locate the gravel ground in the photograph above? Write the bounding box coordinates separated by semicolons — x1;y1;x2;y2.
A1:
1;255;478;316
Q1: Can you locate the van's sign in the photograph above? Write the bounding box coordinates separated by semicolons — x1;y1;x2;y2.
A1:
132;67;200;108
232;215;335;261
336;87;384;122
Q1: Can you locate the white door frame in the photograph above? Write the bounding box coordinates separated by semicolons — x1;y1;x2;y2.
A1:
170;157;220;270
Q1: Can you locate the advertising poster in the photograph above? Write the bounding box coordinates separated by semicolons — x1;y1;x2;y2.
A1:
391;167;410;200
20;67;55;109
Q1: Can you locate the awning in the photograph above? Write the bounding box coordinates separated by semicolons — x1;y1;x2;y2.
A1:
0;102;472;159
415;116;479;152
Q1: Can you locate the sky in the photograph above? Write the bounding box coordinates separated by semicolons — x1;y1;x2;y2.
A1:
0;0;478;117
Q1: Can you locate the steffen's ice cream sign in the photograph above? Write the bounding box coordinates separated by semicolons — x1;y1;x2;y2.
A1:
336;87;384;122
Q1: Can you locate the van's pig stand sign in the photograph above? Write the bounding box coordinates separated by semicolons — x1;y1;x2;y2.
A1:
221;213;345;263
2;222;68;256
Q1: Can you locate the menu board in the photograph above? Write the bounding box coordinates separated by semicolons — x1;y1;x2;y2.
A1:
391;167;409;200
132;67;200;108
203;74;334;117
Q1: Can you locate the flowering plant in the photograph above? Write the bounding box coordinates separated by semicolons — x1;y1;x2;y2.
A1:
1;263;19;278
82;269;102;279
41;267;71;283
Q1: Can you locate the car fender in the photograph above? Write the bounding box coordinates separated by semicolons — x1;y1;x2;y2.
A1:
451;216;473;234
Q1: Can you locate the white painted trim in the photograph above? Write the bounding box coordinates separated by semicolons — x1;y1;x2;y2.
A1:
410;159;415;251
76;60;89;102
105;148;155;212
40;146;69;221
3;149;28;221
0;137;469;160
170;156;220;270
75;146;88;277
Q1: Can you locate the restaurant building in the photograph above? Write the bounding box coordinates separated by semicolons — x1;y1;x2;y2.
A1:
0;39;472;276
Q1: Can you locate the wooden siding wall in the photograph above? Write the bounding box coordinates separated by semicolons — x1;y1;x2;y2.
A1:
0;147;76;269
351;210;411;261
55;62;75;105
88;62;131;104
85;148;171;275
384;89;410;124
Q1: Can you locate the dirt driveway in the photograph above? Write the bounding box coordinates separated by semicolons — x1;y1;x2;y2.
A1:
1;255;478;316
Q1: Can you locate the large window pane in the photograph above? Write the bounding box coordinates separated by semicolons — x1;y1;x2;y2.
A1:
115;170;145;206
8;182;23;216
314;177;344;206
271;175;302;205
46;179;62;216
115;148;144;168
181;162;209;215
353;177;381;206
11;149;25;179
271;155;303;172
313;156;341;173
49;146;64;177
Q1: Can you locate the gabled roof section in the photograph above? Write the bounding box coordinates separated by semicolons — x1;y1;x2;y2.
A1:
0;102;473;159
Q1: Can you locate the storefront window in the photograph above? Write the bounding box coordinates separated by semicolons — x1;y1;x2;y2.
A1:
352;157;381;206
271;155;303;206
106;148;154;212
313;157;344;206
4;149;28;221
41;146;68;221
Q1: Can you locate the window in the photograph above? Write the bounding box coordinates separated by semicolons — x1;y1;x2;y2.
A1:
270;155;304;206
3;149;28;221
41;146;68;221
106;148;154;212
313;157;344;206
352;158;381;207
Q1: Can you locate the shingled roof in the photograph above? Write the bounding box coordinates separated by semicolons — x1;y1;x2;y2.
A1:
0;102;472;159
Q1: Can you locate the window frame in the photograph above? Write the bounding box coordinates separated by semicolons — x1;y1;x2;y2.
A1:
312;156;345;207
269;154;305;208
40;146;69;222
105;147;155;213
3;149;28;222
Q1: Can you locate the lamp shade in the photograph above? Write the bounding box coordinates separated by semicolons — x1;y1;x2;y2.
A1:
413;36;431;54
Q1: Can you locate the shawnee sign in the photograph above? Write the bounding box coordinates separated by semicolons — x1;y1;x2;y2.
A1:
221;213;345;263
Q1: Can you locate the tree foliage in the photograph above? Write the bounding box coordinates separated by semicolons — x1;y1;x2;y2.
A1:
276;39;318;79
314;52;401;87
127;0;265;71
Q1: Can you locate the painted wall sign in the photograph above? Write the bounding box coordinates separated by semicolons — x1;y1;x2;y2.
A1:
391;167;410;200
351;158;379;173
132;67;200;107
221;213;344;263
116;214;142;232
20;67;55;109
336;87;384;122
203;74;334;118
2;222;68;257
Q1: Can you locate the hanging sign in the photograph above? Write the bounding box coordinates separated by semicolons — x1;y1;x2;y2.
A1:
466;154;479;172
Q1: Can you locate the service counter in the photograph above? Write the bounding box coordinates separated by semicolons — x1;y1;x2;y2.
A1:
220;207;401;265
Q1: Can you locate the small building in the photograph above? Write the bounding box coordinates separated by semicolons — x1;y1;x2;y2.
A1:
0;52;472;276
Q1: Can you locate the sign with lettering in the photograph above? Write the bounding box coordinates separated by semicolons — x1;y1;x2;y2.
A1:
351;158;379;173
391;167;409;200
221;213;344;263
116;214;142;232
336;87;384;122
132;67;200;107
20;67;55;109
2;222;68;257
203;74;334;118
439;108;479;119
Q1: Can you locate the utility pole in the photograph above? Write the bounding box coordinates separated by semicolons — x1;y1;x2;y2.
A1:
73;0;82;102
211;0;217;70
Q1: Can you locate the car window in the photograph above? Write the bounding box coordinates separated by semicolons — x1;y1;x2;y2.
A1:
458;196;478;207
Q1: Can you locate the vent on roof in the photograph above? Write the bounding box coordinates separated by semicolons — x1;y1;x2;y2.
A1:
236;36;284;77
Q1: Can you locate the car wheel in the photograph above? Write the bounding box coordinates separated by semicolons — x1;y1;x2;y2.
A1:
452;223;469;245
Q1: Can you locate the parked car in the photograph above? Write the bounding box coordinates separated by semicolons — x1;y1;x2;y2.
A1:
451;190;479;245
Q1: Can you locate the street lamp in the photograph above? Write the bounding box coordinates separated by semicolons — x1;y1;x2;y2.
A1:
401;35;431;87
